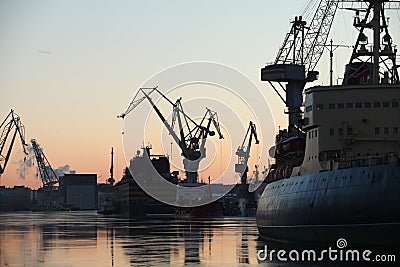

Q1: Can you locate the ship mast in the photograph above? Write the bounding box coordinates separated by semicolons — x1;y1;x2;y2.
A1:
344;0;399;85
108;147;115;185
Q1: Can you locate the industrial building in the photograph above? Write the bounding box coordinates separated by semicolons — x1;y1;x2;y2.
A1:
59;174;97;210
0;186;32;211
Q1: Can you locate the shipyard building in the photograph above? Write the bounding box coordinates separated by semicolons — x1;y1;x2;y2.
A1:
0;186;32;211
59;174;97;210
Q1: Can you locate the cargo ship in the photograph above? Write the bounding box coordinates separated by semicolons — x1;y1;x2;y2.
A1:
115;145;260;218
114;146;177;218
256;0;400;246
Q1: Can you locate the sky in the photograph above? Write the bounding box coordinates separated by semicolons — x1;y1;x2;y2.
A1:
1;0;399;189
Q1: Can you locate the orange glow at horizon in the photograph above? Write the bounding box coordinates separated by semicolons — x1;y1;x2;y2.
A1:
1;1;299;190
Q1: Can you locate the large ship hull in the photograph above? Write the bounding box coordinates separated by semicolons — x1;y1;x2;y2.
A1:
256;163;400;246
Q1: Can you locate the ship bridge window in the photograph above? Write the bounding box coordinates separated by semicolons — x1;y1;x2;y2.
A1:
315;130;318;137
384;127;389;135
339;128;344;135
392;101;399;108
329;103;335;109
355;102;362;108
364;102;371;108
375;128;380;134
374;102;381;108
338;103;344;109
346;103;353;108
383;102;389;108
317;104;324;110
347;128;353;135
329;128;334;136
394;127;398;135
305;105;312;112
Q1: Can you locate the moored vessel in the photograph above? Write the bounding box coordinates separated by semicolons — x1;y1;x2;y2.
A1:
256;0;400;246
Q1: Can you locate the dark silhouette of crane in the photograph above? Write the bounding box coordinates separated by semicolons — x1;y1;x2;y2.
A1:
262;0;400;130
262;0;339;130
119;86;224;183
30;139;59;190
235;121;259;185
179;107;224;183
0;109;28;175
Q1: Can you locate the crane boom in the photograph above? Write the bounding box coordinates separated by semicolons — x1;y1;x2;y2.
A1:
275;0;338;75
181;107;224;183
141;89;182;148
262;0;339;130
119;86;224;183
31;139;59;189
195;108;224;161
0;109;27;175
302;0;338;73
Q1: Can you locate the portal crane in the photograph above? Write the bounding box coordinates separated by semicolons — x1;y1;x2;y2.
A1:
262;0;400;129
30;139;59;190
0;109;28;175
179;107;224;183
275;0;338;74
262;0;339;129
119;86;224;183
235;121;259;185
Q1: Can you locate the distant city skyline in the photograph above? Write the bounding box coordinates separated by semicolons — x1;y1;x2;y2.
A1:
1;0;399;189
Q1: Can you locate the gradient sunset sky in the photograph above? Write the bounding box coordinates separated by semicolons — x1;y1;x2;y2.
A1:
1;0;399;189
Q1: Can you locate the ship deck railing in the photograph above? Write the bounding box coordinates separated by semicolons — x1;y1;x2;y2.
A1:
338;153;398;169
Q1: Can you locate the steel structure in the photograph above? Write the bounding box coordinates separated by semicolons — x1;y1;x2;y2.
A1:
119;86;224;183
108;147;115;185
262;0;339;130
0;109;27;175
343;0;400;84
275;0;338;75
235;121;259;184
31;139;59;189
262;0;400;129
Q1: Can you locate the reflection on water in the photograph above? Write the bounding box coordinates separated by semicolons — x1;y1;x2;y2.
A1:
0;212;261;266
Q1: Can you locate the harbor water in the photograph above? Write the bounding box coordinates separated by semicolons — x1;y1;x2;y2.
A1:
0;211;262;266
1;211;398;266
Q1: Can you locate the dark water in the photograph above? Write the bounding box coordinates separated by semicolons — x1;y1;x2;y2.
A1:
0;211;264;266
1;212;397;266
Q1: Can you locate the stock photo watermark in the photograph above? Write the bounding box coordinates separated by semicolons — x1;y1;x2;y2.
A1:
257;238;396;263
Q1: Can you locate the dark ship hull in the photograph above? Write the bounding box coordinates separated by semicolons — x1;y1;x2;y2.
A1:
175;201;224;219
256;163;400;246
114;146;177;219
115;175;176;219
